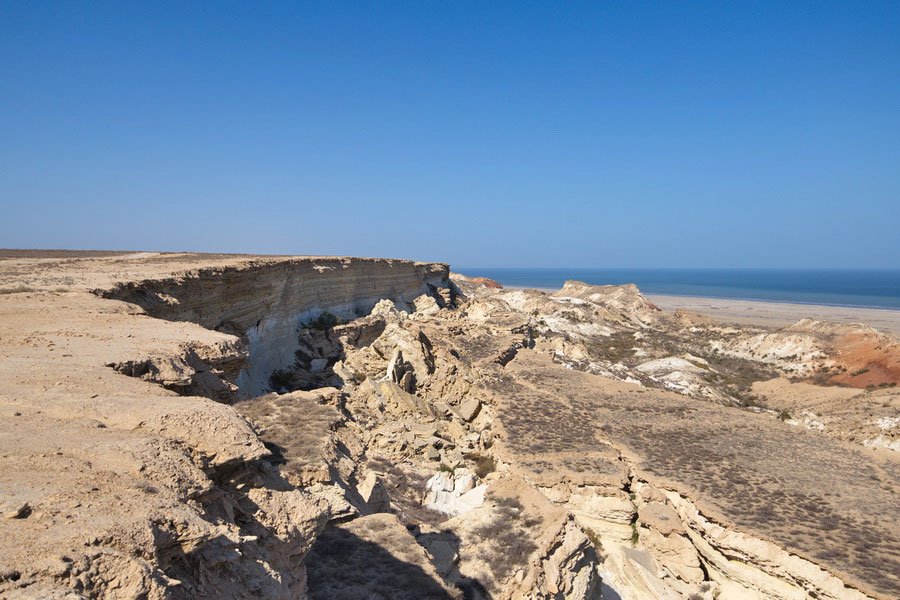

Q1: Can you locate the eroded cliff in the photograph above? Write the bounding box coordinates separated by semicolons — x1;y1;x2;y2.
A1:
0;252;452;599
1;251;898;600
98;256;450;396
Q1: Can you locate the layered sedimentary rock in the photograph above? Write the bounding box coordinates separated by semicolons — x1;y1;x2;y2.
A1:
0;253;450;599
1;251;898;600
99;257;450;395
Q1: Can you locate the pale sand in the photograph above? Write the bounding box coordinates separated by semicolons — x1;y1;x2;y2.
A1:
646;294;900;335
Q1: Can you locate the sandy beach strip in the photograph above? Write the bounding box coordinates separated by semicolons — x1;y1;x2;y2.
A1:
646;294;900;335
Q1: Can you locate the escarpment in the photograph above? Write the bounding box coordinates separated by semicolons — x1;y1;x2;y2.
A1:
1;251;898;599
98;256;451;396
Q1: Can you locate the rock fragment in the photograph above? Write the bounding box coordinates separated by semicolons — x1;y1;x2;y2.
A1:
456;398;481;422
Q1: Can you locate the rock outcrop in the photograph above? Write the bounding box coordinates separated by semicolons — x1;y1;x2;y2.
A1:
99;257;452;396
450;273;503;291
0;253;450;599
1;252;898;600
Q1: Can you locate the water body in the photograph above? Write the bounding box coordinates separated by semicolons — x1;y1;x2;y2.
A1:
454;268;900;310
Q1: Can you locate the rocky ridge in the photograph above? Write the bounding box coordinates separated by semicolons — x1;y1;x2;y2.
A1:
1;252;898;599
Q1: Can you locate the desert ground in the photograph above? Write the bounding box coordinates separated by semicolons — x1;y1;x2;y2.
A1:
1;252;898;600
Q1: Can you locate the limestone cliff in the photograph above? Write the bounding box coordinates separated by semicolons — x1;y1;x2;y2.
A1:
1;253;897;600
98;256;450;395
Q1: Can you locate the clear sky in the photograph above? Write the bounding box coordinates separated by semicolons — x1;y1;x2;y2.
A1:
1;2;898;268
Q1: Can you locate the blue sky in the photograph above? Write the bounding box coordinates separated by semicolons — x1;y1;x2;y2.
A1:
1;1;898;268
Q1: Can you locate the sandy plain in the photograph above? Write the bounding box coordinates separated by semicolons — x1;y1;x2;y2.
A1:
646;294;900;335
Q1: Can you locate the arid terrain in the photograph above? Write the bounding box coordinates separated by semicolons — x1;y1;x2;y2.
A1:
647;295;900;336
1;251;898;599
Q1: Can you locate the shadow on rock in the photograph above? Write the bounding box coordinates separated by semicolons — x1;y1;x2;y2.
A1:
307;524;461;600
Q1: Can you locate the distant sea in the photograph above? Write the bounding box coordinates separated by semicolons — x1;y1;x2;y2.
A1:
454;268;900;310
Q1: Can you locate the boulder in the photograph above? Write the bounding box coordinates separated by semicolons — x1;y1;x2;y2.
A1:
413;294;441;315
424;470;487;515
456;398;481;422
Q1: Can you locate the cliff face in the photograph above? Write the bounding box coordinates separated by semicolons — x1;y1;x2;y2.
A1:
99;257;450;395
1;253;897;600
0;252;455;600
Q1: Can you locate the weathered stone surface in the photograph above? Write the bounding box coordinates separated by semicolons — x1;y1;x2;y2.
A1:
538;519;602;599
450;273;503;292
0;252;449;600
640;501;683;536
456;398;481;422
2;253;898;600
413;293;441;315
423;470;488;516
417;531;460;576
357;472;391;513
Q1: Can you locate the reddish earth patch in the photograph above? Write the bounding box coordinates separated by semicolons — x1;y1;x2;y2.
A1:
823;334;900;389
471;277;503;289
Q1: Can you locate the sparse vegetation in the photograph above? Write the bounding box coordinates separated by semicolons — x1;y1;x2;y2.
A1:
236;391;340;477
585;331;638;362
743;395;765;409
305;521;459;600
778;409;792;421
626;329;780;403
582;525;603;549
269;369;294;391
0;285;36;294
304;311;345;330
560;309;590;323
629;492;640;545
471;494;540;583
468;453;496;478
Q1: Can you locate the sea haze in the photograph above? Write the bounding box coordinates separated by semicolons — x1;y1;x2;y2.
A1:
454;268;900;310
